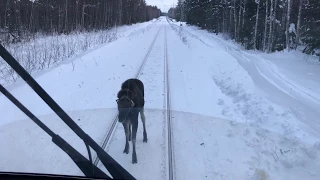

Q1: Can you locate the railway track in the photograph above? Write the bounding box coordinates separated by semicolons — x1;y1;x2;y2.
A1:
164;25;174;180
92;26;161;166
93;24;174;180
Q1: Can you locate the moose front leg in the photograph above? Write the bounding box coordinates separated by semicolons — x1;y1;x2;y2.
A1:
131;119;138;164
122;122;129;154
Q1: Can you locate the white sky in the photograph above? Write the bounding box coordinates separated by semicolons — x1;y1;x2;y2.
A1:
145;0;176;12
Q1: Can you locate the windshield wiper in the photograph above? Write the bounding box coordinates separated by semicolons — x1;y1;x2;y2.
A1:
0;84;109;178
0;44;136;180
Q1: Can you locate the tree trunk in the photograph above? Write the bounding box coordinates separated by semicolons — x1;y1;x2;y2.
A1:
222;5;226;33
81;2;85;29
75;0;79;30
234;0;238;41
119;0;123;25
45;0;49;32
254;0;260;50
238;0;242;39
65;0;68;33
271;0;278;51
15;1;22;37
295;0;303;49
94;1;100;29
263;0;269;51
242;0;247;29
29;2;34;32
286;0;291;51
229;7;232;33
268;0;274;52
4;0;10;31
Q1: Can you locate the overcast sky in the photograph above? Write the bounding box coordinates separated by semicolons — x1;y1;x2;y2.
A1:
145;0;176;12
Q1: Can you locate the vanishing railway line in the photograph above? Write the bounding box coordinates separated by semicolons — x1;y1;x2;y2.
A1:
93;24;175;180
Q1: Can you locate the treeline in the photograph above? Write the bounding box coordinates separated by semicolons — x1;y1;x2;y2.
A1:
169;0;320;55
0;0;161;43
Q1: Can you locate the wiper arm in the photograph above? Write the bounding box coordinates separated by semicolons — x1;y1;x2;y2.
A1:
0;44;136;180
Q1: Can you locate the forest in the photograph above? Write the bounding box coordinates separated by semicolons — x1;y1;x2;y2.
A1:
169;0;320;55
0;0;161;84
0;0;161;44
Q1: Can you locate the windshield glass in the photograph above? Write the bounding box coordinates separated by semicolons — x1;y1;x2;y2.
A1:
1;0;320;180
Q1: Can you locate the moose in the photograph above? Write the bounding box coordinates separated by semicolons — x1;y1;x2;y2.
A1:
116;78;148;164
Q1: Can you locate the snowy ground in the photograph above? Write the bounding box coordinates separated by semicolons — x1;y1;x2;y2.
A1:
0;18;159;84
1;17;320;180
99;23;167;179
167;20;320;180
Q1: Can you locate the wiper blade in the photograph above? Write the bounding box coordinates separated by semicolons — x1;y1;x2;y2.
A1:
0;44;136;180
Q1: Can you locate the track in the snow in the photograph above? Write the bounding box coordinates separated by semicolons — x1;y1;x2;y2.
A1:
92;27;161;166
93;24;175;180
164;25;174;180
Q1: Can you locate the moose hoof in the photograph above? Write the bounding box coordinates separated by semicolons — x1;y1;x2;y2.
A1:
143;132;147;143
132;154;137;164
132;159;137;164
123;148;129;154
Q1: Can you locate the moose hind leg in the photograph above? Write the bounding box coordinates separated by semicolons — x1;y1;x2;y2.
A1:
140;108;148;143
131;120;138;164
122;122;129;154
128;123;132;141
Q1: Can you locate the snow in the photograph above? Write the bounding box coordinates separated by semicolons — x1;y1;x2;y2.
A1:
1;17;320;180
0;18;159;84
173;22;320;137
99;25;167;179
164;20;320;179
0;18;164;176
170;112;320;180
0;109;116;175
0;19;161;126
289;23;296;34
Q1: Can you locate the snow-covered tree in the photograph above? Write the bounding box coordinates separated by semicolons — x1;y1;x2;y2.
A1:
0;0;161;43
173;0;319;55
